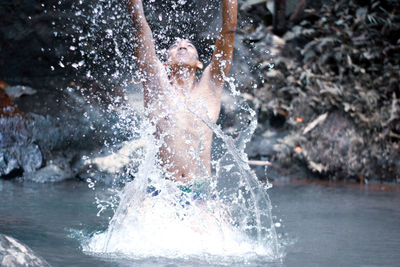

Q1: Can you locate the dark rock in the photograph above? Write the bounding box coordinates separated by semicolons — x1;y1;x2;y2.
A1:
12;143;43;173
0;234;50;267
23;162;73;183
0;149;21;178
0;117;43;178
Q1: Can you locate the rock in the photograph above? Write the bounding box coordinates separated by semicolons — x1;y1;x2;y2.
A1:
0;234;50;267
245;129;284;158
1;0;397;183
0;149;21;178
0;117;43;179
13;144;43;174
4;85;37;98
23;163;73;183
0;80;146;183
0;79;133;182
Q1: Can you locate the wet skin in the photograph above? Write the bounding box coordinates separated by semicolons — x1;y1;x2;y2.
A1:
127;0;237;182
148;40;222;182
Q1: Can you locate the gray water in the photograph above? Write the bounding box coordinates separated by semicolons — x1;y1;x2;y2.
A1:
1;179;399;266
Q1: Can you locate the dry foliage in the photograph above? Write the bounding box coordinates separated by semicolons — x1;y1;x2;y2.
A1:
245;0;400;182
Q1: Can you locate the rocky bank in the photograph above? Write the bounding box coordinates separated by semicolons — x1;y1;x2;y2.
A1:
0;0;398;183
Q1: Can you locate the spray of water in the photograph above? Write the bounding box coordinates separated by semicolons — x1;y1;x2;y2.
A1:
55;0;283;263
83;106;281;263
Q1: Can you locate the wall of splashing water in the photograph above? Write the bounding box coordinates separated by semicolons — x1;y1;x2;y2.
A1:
61;0;282;262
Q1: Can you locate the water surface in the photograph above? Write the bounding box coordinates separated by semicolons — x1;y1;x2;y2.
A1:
1;179;399;266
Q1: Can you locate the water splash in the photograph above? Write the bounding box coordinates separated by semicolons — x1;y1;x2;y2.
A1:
58;0;283;263
200;106;279;253
82;103;282;263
